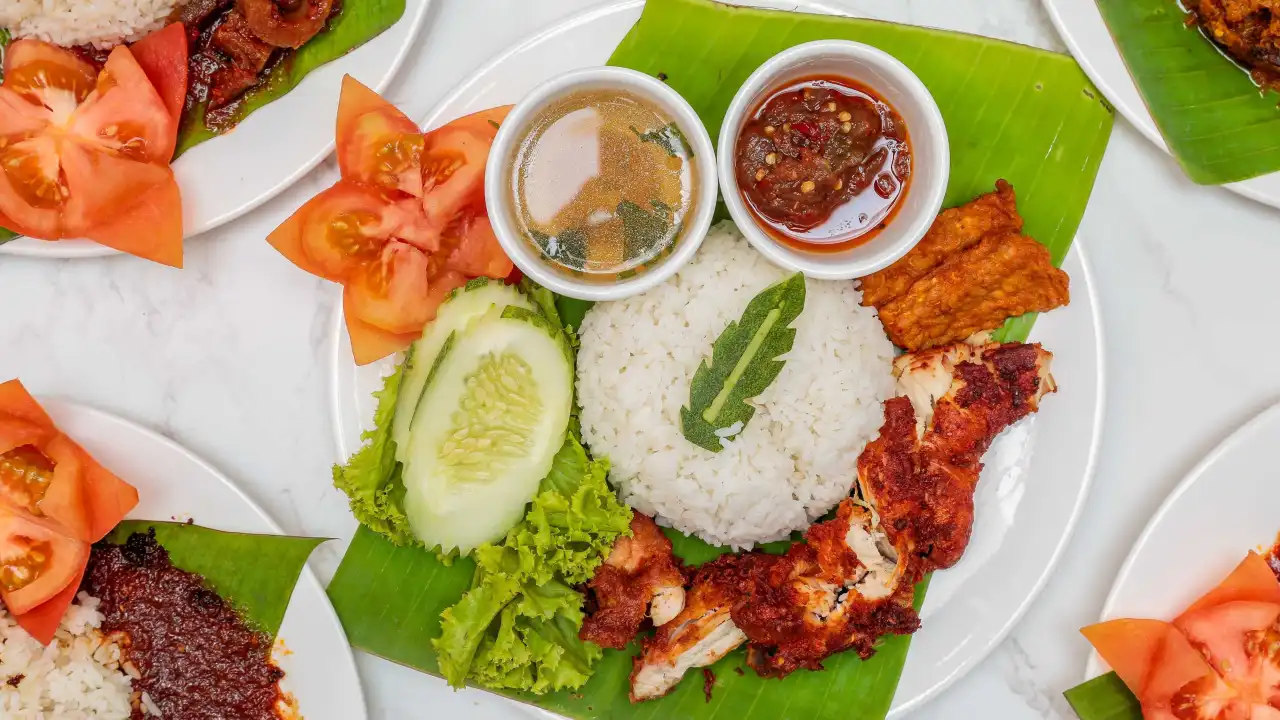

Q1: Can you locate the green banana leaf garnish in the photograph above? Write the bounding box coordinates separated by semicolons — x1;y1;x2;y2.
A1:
1063;672;1142;720
682;272;805;451
327;0;1112;715
107;520;325;639
1094;0;1280;185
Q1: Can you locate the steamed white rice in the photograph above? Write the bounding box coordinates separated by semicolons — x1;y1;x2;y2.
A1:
2;0;179;50
0;593;133;719
577;222;895;548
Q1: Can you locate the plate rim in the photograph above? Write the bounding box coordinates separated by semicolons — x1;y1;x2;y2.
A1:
1082;398;1280;680
1038;0;1279;210
0;0;435;260
326;0;1108;713
39;396;369;719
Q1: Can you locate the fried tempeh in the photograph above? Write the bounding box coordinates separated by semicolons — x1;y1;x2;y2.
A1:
876;233;1069;352
859;180;1022;308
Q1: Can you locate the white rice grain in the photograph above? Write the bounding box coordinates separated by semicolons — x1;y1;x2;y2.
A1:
576;222;895;548
2;0;180;50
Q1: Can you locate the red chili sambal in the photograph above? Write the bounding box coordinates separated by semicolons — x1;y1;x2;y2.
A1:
735;76;911;250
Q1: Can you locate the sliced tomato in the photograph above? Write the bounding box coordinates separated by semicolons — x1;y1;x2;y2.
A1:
0;507;89;615
78;450;138;543
447;105;513;142
79;162;184;268
1082;618;1226;717
129;22;189;123
344;293;419;366
420;122;493;235
1179;552;1280;618
336;75;424;197
0;380;55;427
14;560;86;645
0;41;180;256
346;242;436;335
441;211;513;279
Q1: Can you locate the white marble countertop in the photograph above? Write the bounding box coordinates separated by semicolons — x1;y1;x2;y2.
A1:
4;0;1280;717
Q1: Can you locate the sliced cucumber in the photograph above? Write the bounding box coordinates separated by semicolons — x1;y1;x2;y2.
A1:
391;279;534;463
403;306;573;554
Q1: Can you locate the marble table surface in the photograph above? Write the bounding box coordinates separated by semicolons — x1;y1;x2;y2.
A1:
5;0;1280;717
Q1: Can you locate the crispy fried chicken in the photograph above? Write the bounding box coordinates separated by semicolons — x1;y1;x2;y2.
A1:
1186;0;1280;88
859;342;1057;574
580;514;688;650
602;339;1057;702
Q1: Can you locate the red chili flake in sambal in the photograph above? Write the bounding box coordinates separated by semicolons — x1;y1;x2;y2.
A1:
735;76;911;251
86;530;289;720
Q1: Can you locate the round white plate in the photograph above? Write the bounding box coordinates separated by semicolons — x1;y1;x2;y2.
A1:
1041;0;1280;209
0;0;432;260
41;398;367;720
1085;401;1280;679
329;1;1105;715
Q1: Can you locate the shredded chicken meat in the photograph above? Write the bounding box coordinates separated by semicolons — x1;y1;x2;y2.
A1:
597;339;1058;702
580;513;688;651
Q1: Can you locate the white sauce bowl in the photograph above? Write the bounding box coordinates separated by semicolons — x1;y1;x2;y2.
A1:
485;67;718;301
717;40;950;280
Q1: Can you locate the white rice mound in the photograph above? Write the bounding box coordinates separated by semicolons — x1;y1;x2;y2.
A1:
2;0;179;50
577;222;896;548
0;593;133;720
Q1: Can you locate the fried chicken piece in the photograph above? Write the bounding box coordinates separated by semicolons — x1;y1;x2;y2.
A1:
858;342;1056;574
1186;0;1280;87
876;233;1069;352
630;557;748;702
860;180;1021;308
581;514;688;650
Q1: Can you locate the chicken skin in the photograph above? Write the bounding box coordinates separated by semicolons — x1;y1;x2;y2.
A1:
859;341;1056;574
580;513;688;650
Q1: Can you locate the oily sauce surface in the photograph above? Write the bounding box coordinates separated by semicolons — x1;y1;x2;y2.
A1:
86;531;287;720
735;76;911;251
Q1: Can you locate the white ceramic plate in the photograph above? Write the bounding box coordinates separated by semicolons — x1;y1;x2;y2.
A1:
0;0;432;260
1085;401;1280;679
330;1;1105;715
1041;0;1280;209
41;398;367;720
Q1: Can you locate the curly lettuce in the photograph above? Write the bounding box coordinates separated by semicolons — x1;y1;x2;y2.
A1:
331;359;416;546
433;435;632;694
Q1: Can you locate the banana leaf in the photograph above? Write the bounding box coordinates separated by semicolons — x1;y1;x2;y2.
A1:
0;29;12;245
108;520;325;639
1063;672;1142;720
328;1;1111;718
1094;0;1280;184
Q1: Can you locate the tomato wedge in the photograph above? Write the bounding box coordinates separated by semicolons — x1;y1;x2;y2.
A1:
0;506;89;615
13;560;86;645
0;380;139;543
130;22;190;123
420;123;492;236
344;293;421;366
0;41;182;265
336;75;424;197
441;211;514;279
1083;552;1280;719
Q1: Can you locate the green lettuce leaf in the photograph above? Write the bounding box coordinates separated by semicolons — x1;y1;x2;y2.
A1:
1063;672;1142;720
332;357;416;546
432;434;631;693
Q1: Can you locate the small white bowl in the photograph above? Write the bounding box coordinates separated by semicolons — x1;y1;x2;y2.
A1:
485;67;718;301
717;40;949;280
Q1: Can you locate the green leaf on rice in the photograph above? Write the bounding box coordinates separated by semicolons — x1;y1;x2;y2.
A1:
328;0;1110;716
173;0;407;157
1093;0;1280;185
682;272;805;452
107;520;325;639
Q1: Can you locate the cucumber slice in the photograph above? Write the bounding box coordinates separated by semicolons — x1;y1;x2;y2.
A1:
391;279;534;463
403;306;573;554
